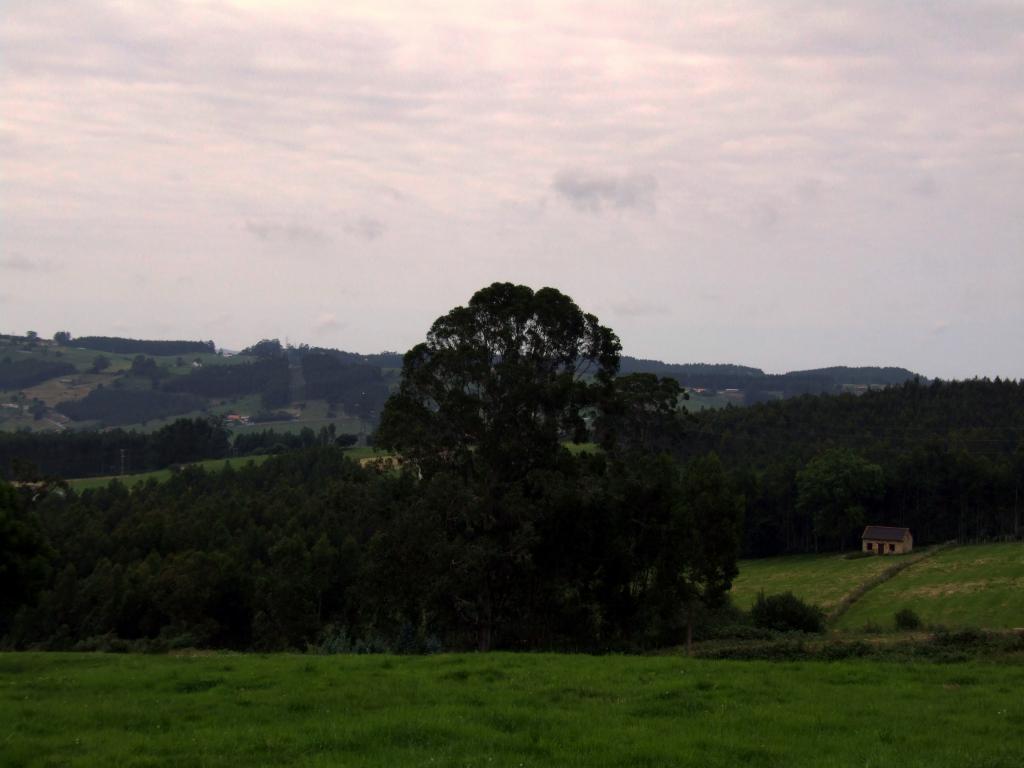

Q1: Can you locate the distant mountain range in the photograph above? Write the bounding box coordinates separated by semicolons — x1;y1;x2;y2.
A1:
0;332;927;434
618;357;924;402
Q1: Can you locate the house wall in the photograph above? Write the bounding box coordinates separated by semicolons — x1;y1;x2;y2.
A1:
862;537;913;554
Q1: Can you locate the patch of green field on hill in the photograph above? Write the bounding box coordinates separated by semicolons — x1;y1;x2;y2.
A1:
14;372;112;408
231;416;366;436
680;391;734;411
564;441;601;455
1;652;1021;768
343;446;390;461
836;543;1024;632
729;551;898;611
0;345;133;374
67;455;274;492
0;345;257;376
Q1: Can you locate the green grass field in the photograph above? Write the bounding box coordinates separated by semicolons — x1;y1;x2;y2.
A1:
836;543;1024;632
1;652;1022;767
732;543;1024;633
680;391;735;411
729;551;899;611
66;455;274;492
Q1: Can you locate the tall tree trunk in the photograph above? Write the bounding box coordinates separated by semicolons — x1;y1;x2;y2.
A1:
1014;481;1020;538
685;600;694;657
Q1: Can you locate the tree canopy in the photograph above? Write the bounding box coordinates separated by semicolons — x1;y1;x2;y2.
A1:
797;448;884;550
377;282;621;480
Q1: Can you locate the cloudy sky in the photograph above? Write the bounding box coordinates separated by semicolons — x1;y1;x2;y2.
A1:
2;1;1022;378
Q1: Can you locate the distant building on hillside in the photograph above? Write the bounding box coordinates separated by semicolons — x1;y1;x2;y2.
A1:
861;525;913;555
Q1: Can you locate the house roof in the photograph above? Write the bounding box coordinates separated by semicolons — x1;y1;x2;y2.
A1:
861;525;910;541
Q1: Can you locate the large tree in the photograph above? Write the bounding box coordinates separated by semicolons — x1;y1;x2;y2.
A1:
377;282;621;480
375;284;621;649
797;448;884;551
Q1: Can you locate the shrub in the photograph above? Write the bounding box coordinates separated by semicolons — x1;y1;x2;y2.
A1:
699;638;808;661
699;623;776;642
933;627;987;646
894;607;922;630
750;591;825;634
314;625;394;655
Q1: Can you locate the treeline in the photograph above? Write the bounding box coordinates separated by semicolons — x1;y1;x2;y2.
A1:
70;337;216;356
1;446;740;652
673;378;1024;556
621;356;920;397
55;388;206;427
0;418;230;479
679;378;1023;467
301;353;389;419
620;358;765;380
164;358;290;407
794;366;921;386
0;358;76;390
233;426;358;455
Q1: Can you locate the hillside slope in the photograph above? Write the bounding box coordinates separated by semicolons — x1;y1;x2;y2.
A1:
834;543;1024;631
731;542;1024;631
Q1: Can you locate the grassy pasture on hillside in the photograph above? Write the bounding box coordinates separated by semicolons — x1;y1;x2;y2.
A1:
731;543;1024;633
16;372;113;407
836;543;1024;632
1;653;1022;768
0;344;257;376
66;455;273;492
729;552;898;611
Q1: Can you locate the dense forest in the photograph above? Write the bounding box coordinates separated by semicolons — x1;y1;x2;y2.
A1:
675;378;1024;556
0;358;76;390
301;353;389;419
1;446;738;652
69;336;216;356
163;357;290;407
0;418;231;479
0;420;359;481
55;388;207;426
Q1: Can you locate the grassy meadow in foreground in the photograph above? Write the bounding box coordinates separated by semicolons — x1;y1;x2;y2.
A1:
2;653;1023;767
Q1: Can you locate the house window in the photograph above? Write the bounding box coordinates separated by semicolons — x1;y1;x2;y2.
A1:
866;542;873;550
889;544;896;552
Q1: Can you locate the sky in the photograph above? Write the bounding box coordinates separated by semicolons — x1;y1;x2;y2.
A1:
2;0;1022;379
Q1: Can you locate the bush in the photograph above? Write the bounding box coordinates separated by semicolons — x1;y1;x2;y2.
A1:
894;607;922;630
699;623;776;642
932;627;987;646
750;591;825;634
313;625;393;655
699;638;808;661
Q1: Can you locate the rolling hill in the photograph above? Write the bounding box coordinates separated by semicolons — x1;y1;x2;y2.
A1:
2;332;928;435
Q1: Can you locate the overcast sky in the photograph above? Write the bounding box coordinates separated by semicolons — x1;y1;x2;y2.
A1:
2;1;1022;378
